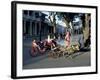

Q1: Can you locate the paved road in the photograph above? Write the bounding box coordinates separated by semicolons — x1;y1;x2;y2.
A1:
23;34;90;69
23;51;90;69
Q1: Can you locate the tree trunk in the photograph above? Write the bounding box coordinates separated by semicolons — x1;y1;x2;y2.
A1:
52;23;56;34
48;12;56;38
63;15;70;29
83;14;90;47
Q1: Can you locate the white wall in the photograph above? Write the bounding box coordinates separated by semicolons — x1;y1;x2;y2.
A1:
0;0;99;80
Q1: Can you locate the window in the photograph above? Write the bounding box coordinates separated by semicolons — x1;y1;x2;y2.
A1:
23;10;28;15
35;12;39;18
29;11;33;16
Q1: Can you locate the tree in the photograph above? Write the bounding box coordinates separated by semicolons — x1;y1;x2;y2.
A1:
57;13;70;29
82;14;91;47
83;14;91;47
48;12;57;34
57;12;76;34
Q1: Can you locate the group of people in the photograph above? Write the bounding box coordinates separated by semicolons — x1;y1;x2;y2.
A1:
30;29;73;57
31;32;88;57
30;39;57;56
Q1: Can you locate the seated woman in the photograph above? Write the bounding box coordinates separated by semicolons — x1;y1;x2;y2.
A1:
44;39;57;50
30;40;39;56
30;40;46;56
37;41;46;53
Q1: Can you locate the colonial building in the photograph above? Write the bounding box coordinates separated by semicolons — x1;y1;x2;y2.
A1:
23;10;53;40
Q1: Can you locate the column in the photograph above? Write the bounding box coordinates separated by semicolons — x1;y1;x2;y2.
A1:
32;22;34;35
30;21;32;36
27;11;29;16
23;20;26;34
39;21;41;35
35;22;37;35
39;21;42;41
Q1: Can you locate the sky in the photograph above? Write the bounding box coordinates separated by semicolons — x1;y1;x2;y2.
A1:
42;11;67;27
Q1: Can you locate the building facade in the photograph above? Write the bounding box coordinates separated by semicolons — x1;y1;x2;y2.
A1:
23;10;53;40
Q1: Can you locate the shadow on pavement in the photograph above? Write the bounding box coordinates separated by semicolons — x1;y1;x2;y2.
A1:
23;50;49;67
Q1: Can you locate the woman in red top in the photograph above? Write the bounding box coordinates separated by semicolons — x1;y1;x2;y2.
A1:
65;31;71;48
31;40;46;56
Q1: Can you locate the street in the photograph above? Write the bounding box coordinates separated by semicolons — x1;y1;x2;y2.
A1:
23;34;91;69
23;51;90;69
